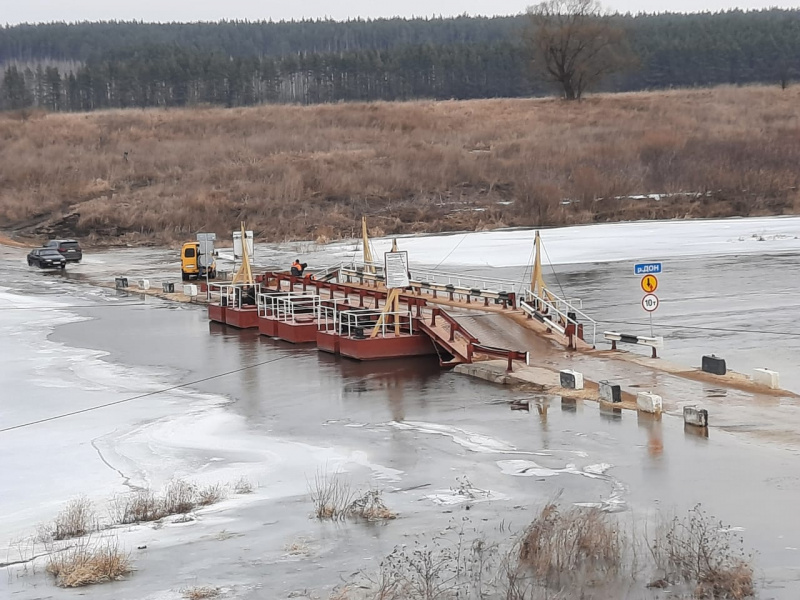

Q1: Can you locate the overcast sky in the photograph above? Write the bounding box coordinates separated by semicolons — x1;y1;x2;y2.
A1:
3;0;799;25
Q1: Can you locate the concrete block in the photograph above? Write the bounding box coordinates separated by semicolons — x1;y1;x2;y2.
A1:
138;279;150;290
702;355;726;376
114;277;128;289
636;392;663;414
683;406;709;428
599;380;621;403
559;369;584;390
753;368;780;389
162;282;175;293
183;284;198;297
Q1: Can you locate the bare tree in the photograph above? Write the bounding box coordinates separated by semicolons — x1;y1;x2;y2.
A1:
525;0;632;100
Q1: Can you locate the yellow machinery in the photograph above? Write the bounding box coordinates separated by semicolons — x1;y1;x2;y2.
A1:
181;241;217;281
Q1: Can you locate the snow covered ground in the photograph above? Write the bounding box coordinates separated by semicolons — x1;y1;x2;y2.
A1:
316;215;800;268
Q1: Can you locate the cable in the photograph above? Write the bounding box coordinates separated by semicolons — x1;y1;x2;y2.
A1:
432;233;469;270
541;239;567;301
0;354;292;434
519;243;535;290
597;319;800;338
0;302;148;310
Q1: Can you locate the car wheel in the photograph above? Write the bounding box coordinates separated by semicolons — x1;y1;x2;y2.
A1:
181;272;189;281
27;259;33;266
60;264;66;270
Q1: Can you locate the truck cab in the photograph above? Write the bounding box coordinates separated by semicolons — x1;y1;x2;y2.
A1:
181;242;216;281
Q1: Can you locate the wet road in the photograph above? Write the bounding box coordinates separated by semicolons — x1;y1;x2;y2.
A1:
2;233;800;598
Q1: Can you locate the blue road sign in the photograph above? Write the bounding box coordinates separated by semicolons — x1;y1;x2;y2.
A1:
635;262;662;275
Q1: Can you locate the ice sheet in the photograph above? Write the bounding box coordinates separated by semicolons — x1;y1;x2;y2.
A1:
320;216;800;267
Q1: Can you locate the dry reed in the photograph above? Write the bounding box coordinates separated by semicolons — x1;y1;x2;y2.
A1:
0;85;797;246
45;536;131;587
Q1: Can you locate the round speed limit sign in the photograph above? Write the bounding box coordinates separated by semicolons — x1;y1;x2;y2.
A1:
641;294;659;313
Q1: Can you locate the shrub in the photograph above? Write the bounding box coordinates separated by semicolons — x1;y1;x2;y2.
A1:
519;503;623;589
46;537;131;588
39;496;98;541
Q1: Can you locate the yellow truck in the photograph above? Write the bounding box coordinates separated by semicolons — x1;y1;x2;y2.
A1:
181;240;217;281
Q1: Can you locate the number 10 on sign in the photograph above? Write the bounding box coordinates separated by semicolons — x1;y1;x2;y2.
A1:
642;294;659;312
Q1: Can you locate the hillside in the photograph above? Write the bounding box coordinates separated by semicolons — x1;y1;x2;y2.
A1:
1;85;798;246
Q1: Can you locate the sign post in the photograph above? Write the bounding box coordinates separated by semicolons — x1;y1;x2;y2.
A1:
635;263;662;337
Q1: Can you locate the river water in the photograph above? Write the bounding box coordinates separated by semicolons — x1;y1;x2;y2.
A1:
1;217;799;599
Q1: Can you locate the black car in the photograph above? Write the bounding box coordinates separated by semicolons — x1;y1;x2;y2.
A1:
27;248;67;270
44;239;82;262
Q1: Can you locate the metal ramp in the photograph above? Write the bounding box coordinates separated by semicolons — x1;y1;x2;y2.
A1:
416;308;477;365
416;307;528;370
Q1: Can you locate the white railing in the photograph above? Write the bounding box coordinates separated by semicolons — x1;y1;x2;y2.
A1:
521;288;597;347
337;308;413;338
257;290;304;318
340;260;518;294
274;294;320;323
312;259;597;346
317;299;355;332
208;282;260;309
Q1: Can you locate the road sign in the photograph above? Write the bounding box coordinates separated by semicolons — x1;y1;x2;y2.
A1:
635;262;662;275
641;274;658;293
642;294;659;313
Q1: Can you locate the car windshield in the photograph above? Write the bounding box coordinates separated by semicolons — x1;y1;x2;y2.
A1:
59;242;78;248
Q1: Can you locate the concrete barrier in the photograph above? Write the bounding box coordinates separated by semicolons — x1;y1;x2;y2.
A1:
753;368;780;389
683;406;709;428
162;282;175;293
559;369;584;390
599;380;622;403
702;355;726;376
138;279;150;290
115;277;128;289
183;284;198;297
636;392;663;414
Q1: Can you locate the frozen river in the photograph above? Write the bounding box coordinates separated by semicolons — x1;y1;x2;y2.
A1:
2;216;800;598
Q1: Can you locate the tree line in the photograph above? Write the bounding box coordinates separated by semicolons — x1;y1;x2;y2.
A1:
2;9;799;111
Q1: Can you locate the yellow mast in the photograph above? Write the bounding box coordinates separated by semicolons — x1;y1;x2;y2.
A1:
530;230;554;311
231;222;254;286
531;231;546;296
361;216;376;276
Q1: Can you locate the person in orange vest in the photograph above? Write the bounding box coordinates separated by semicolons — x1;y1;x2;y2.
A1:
290;259;304;277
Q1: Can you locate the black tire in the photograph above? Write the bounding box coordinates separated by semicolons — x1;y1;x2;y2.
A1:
181;272;189;281
27;259;33;266
60;264;66;270
209;269;216;279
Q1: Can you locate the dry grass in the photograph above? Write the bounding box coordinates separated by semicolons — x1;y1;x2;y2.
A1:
110;479;227;524
182;586;220;599
45;537;131;587
38;496;98;542
648;505;754;599
347;490;398;521
1;85;798;245
308;472;397;522
309;471;356;521
232;476;254;494
519;502;623;589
